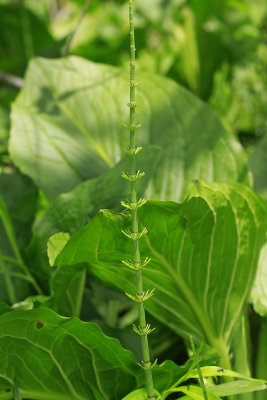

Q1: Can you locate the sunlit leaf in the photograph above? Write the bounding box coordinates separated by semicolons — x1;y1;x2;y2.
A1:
56;181;267;367
25;146;160;286
0;308;142;400
47;232;70;267
10;57;249;200
0;308;192;399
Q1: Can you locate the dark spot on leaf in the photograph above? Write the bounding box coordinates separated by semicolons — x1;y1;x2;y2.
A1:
5;388;11;392
36;321;44;329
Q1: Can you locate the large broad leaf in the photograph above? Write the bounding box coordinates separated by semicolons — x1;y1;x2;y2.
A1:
10;56;249;201
24;146;159;287
0;308;141;399
0;308;190;400
56;181;267;367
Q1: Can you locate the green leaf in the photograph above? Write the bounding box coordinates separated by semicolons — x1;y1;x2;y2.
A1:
45;264;87;317
189;366;266;382
0;301;10;315
0;308;142;400
0;308;192;399
0;4;59;74
0;170;38;249
182;366;266;398
10;57;249;200
175;8;225;100
122;388;160;400
166;379;266;400
55;181;267;367
208;380;266;397
47;232;71;267
166;385;221;400
25;146;160;287
250;242;267;316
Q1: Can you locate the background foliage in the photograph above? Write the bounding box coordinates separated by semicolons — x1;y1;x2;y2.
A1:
0;1;266;399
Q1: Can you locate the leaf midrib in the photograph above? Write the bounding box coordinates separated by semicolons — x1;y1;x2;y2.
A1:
144;234;218;348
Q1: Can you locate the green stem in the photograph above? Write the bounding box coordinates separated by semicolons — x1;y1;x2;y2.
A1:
0;195;42;295
190;337;208;400
62;0;91;57
0;260;17;304
106;299;118;328
126;1;155;398
145;238;233;370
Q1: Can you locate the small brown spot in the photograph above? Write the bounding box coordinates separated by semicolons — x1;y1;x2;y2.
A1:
36;321;44;329
5;388;11;392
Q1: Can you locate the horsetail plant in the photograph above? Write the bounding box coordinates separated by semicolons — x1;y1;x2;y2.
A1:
121;0;156;399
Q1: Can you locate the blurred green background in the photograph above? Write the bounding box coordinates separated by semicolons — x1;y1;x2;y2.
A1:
0;0;266;166
0;1;266;390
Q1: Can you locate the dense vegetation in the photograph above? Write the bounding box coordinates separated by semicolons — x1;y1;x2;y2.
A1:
0;0;266;399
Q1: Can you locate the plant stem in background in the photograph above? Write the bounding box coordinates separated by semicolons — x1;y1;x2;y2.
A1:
0;195;42;295
0;259;17;304
0;70;23;89
190;337;208;400
121;1;155;398
62;0;91;57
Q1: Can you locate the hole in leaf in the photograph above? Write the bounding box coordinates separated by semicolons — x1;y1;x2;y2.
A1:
36;321;44;329
5;388;11;392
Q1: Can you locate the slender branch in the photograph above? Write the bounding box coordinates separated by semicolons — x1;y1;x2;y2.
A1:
0;254;20;265
0;71;23;89
122;1;155;398
0;270;34;282
190;337;208;400
62;0;91;57
0;196;42;295
0;260;17;304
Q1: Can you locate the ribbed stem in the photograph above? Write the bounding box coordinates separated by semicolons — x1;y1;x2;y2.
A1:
127;1;155;398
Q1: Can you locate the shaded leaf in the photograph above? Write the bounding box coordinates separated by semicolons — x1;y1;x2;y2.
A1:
0;308;142;400
0;301;10;315
25;146;160;287
0;308;192;399
0;4;59;74
10;57;249;200
56;181;267;366
45;264;87;318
